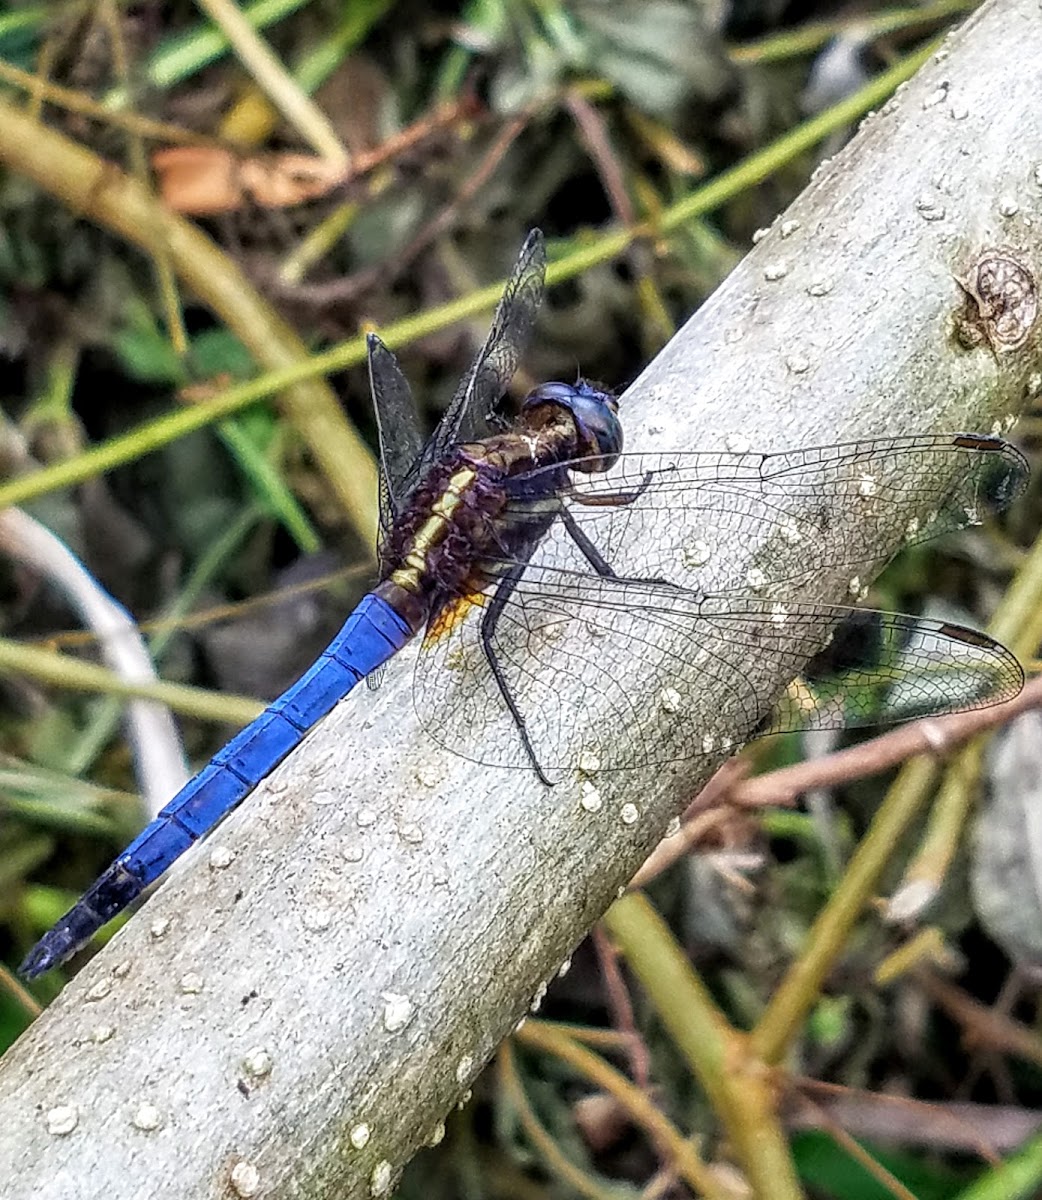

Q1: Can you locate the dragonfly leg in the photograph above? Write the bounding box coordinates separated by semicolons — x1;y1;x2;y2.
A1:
566;470;654;508
560;508;616;575
561;507;675;589
481;564;554;787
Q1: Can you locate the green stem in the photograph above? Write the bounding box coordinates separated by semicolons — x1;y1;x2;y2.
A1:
0;638;262;726
728;0;971;64
517;1021;735;1200
661;41;935;234
749;756;940;1064
895;515;1042;906
0;39;931;516
951;1129;1042;1200
604;892;804;1199
0;95;379;541
496;1040;615;1200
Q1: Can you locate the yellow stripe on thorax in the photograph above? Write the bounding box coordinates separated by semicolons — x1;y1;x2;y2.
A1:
389;466;477;592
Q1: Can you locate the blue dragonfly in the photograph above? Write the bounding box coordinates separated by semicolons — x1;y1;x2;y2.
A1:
21;230;1026;978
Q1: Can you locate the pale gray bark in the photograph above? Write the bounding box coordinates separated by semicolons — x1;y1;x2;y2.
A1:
3;2;1041;1196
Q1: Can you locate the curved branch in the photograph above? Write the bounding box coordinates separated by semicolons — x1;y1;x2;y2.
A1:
2;3;1040;1196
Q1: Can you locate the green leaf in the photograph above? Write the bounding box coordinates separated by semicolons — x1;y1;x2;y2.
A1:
793;1130;963;1199
188;328;255;380
112;304;185;385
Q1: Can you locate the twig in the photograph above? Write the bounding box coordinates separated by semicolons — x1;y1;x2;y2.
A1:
790;1089;920;1200
564;88;635;227
276;113;529;308
629;760;751;888
913;968;1042;1070
41;561;369;650
0;58;216;146
192;0;347;165
100;0;187;356
516;1020;737;1200
730;678;1042;810
791;1078;1018;1159
604;892;803;1199
590;925;652;1090
496;1039;617;1200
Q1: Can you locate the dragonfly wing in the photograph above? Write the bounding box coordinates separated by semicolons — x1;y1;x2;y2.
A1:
766;606;1023;736
367;333;426;538
411;565;1022;774
427;229;547;458
503;435;1028;598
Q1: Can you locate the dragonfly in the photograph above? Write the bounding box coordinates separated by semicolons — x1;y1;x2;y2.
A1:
20;230;1026;979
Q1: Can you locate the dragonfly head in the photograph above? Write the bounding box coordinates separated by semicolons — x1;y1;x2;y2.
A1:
521;380;622;473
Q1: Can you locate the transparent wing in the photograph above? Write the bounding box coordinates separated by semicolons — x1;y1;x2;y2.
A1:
504;434;1028;598
426;228;547;461
412;565;1022;775
367;333;425;539
770;607;1019;734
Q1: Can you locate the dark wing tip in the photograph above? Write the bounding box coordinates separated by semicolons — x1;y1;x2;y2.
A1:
935;622;1025;698
952;433;1031;508
934;620;993;649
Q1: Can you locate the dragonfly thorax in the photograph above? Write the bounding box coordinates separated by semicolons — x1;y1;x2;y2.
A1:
378;396;613;619
379;458;499;603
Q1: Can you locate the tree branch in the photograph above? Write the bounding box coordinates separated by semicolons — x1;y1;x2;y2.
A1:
2;2;1040;1195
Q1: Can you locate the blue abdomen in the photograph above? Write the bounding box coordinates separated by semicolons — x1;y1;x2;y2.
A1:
19;592;413;978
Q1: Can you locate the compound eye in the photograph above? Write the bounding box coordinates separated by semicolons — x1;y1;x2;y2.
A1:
521;381;623;472
569;386;623;472
521;381;581;409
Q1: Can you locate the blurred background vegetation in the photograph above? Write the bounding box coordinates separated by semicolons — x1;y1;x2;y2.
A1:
1;1;1041;1197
